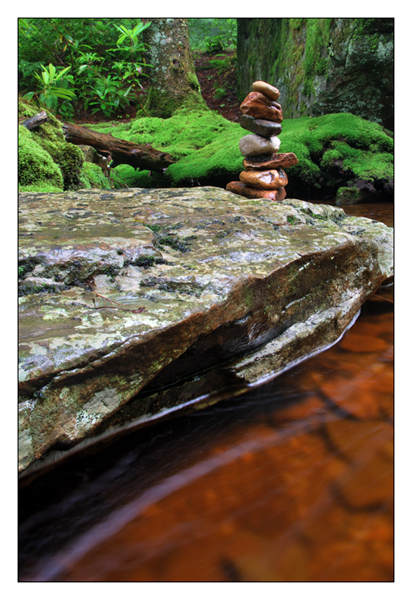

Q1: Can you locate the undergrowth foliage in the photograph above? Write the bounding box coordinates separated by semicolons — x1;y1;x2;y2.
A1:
188;18;237;53
19;18;151;119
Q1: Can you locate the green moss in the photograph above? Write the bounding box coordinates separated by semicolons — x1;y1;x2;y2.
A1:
128;109;237;160
110;164;168;189
37;134;84;190
19;182;64;193
80;163;112;190
145;85;207;119
302;19;332;96
91;111;393;196
18;125;64;191
92;108;244;187
320;140;393;182
279;113;393;186
167;124;243;185
336;186;362;203
19;98;86;190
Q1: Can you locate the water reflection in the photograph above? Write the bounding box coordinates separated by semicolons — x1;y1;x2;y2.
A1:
18;203;393;582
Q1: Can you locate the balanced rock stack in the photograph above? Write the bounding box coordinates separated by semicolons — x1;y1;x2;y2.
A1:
226;81;298;201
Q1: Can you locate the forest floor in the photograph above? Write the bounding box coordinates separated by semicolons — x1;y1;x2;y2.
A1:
72;50;241;126
193;50;240;122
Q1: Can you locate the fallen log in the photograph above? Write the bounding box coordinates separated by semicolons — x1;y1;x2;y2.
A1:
62;122;175;172
21;111;48;131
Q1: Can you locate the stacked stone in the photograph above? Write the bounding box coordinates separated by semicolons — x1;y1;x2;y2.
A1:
226;81;298;201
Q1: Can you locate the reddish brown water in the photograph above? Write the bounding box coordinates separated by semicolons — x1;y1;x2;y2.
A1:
18;202;393;582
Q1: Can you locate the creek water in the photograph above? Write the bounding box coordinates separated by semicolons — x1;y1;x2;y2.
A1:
18;202;394;582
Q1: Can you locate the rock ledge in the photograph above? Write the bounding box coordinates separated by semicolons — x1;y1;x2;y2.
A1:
18;187;393;475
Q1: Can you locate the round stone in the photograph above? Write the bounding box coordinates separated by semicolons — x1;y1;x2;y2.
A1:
252;81;280;101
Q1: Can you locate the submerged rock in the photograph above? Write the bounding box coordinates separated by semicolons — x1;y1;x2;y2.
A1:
18;187;393;475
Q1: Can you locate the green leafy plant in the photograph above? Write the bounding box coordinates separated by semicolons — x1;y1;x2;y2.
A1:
89;75;133;116
208;54;236;74
114;21;151;55
25;63;76;116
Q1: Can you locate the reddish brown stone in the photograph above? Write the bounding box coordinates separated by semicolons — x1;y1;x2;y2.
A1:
243;152;299;171
226;181;287;201
252;81;280;101
240;92;283;123
239;169;288;190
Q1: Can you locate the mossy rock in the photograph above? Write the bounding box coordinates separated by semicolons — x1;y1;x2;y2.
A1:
237;18;393;131
279;113;393;198
79;163;113;190
18;125;64;192
19;97;86;191
18;97;116;193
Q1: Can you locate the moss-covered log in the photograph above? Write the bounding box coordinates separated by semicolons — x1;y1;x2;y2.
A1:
62;122;175;172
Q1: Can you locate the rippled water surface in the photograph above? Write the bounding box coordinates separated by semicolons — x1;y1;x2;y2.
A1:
18;202;394;582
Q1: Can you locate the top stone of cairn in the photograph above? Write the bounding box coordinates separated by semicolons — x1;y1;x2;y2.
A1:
252;81;280;101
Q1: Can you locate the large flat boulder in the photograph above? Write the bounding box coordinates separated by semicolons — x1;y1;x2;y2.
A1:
18;187;393;475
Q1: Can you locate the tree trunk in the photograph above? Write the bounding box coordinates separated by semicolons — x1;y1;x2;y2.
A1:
142;18;207;117
62;122;175;171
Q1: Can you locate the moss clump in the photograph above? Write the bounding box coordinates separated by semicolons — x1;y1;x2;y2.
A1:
278;113;393;198
37;135;84;190
79;163;113;190
335;186;363;205
18;125;64;192
19;97;86;190
112;164;169;189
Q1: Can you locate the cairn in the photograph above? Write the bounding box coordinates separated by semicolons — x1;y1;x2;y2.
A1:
226;81;298;201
